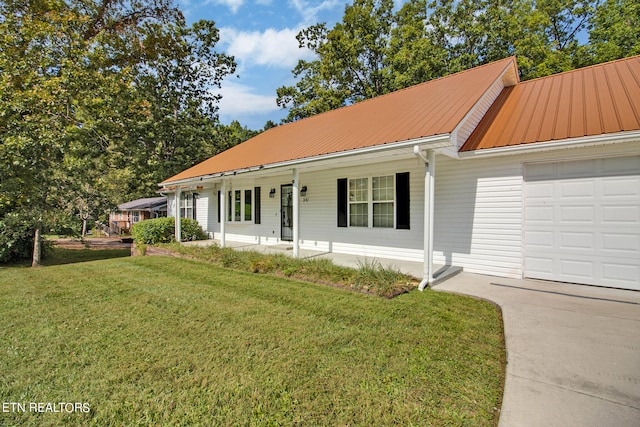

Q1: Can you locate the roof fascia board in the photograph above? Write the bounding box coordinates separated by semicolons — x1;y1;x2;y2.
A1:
457;130;640;159
450;58;519;150
159;134;452;187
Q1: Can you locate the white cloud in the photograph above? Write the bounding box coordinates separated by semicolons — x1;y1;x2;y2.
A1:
290;0;341;25
221;26;315;68
206;0;244;13
217;81;279;118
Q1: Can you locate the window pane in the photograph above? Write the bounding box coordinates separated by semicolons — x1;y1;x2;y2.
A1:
373;202;394;228
373;175;393;201
349;203;368;227
244;190;252;221
234;190;241;221
349;178;368;202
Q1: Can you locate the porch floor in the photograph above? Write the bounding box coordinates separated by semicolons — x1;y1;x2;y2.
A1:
181;239;462;283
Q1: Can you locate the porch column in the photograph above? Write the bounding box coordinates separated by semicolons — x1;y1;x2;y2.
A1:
220;180;226;248
175;187;182;243
292;168;300;258
419;150;435;291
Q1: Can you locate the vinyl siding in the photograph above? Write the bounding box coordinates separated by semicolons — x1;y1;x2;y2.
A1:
434;154;524;278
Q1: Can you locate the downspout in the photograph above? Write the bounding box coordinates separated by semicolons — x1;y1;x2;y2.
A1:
220;180;226;248
414;146;435;291
175;187;182;243
292;168;300;258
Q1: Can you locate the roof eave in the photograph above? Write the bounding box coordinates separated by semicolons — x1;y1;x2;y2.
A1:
457;130;640;159
159;134;452;188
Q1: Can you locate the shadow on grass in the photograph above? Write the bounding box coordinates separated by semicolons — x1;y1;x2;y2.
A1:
41;248;131;266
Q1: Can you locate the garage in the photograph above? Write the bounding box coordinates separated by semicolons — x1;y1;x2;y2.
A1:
524;156;640;290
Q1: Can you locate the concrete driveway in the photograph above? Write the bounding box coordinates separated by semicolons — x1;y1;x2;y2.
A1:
433;273;640;427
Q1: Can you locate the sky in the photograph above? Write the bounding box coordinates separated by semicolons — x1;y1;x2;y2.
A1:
177;0;351;130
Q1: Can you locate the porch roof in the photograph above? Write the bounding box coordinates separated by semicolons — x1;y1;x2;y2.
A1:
162;57;517;184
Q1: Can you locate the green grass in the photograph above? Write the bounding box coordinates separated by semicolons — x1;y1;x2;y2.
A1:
0;253;505;426
161;243;417;298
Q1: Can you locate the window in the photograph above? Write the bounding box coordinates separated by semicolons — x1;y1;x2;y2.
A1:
131;211;140;223
349;178;368;227
180;193;196;220
338;173;410;229
372;176;394;228
227;188;253;222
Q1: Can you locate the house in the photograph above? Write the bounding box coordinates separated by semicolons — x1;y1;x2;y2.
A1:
109;197;167;234
159;56;640;291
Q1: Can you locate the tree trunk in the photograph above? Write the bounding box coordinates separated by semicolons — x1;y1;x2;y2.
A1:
32;226;42;267
82;218;87;237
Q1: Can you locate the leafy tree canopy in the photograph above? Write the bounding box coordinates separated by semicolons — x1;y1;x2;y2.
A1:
277;0;637;122
0;0;238;263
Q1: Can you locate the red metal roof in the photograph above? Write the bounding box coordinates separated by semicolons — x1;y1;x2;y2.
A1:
162;57;516;183
462;55;640;151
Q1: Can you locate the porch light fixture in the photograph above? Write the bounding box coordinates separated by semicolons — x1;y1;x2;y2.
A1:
269;188;276;198
300;186;308;197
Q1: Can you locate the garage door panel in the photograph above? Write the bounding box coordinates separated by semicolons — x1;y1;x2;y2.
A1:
525;156;640;290
602;178;640;197
560;181;595;198
602;233;640;252
602;205;639;223
560;205;595;222
560;231;595;249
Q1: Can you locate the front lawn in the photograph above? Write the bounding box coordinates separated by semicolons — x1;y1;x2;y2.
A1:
0;254;504;426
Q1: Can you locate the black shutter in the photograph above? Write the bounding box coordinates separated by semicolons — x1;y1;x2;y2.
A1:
396;172;410;229
254;187;261;224
217;191;221;223
337;178;347;227
192;194;197;220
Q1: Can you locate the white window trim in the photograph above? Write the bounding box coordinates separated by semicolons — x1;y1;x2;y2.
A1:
180;192;196;220
347;175;395;229
227;188;254;223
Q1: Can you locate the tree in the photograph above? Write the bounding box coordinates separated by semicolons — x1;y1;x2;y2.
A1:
581;0;640;64
0;0;235;264
276;0;396;122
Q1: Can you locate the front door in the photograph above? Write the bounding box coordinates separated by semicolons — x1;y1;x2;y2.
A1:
281;184;293;241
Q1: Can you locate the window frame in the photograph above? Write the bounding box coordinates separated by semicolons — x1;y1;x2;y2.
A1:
180;192;196;220
226;188;254;223
347;174;396;229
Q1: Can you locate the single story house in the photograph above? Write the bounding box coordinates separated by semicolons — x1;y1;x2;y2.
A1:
109;196;167;234
160;56;640;291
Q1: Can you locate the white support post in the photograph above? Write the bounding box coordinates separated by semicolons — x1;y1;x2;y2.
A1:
292;168;300;258
418;149;436;291
175;188;182;243
220;180;226;248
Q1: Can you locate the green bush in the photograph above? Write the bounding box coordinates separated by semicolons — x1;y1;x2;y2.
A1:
131;217;207;245
0;213;50;263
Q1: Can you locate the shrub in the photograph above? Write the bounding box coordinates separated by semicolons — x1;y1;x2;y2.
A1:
131;217;207;245
0;213;50;263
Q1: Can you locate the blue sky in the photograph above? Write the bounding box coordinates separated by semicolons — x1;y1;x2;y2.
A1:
177;0;350;129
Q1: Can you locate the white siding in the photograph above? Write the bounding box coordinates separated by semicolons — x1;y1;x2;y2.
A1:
195;188;216;237
435;155;524;278
453;76;506;149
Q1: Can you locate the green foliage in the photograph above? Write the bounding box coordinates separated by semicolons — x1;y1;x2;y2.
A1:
131;217;207;244
0;0;239;264
0;213;52;263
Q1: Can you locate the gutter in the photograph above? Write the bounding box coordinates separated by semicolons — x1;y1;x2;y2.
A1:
457;130;640;159
159;134;452;188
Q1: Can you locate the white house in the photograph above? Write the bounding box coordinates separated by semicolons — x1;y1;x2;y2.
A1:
160;56;640;291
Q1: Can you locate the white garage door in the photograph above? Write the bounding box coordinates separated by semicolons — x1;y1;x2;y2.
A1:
524;156;640;290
